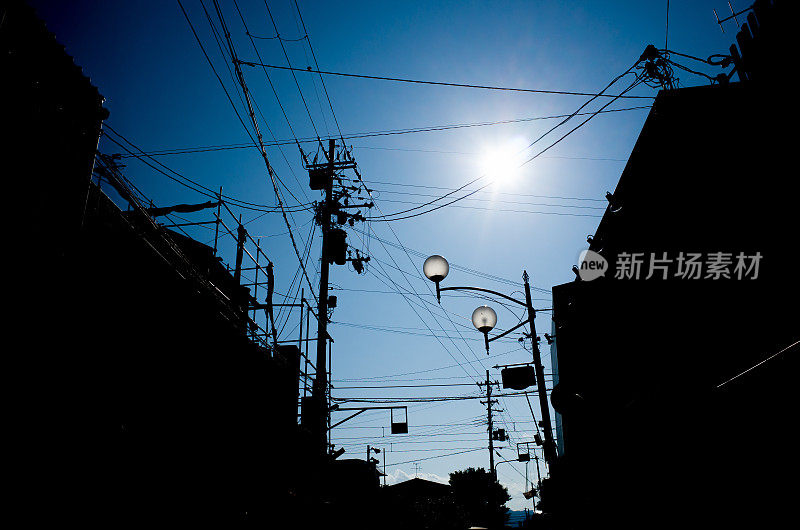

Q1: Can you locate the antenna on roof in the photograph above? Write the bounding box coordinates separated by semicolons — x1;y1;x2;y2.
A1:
713;1;753;33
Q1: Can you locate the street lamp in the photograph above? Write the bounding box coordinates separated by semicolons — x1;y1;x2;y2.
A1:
423;254;449;302
423;255;558;467
472;305;497;353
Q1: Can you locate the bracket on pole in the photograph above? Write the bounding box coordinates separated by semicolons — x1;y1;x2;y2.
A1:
329;405;408;431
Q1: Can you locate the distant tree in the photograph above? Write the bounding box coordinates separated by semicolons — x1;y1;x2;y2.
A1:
449;467;510;528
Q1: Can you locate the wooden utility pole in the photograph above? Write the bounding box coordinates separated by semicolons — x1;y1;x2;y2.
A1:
312;139;335;455
523;271;557;464
304;138;366;456
479;370;502;530
479;370;499;479
487;370;495;478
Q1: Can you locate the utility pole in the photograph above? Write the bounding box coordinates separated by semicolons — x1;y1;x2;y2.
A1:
313;139;335;456
479;370;505;530
523;271;557;465
479;370;500;479
487;370;495;478
305;139;371;457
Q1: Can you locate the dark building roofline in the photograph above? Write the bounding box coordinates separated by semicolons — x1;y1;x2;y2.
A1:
3;1;107;111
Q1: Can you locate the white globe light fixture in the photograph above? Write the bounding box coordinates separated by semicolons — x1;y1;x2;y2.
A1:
423;255;449;302
472;305;497;354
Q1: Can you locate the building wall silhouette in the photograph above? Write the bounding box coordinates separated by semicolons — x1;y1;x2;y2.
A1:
7;3;307;524
549;5;799;526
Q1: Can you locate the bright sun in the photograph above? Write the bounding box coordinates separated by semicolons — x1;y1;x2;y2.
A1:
477;138;528;186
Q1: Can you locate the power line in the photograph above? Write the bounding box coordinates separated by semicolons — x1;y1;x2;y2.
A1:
384;448;486;467
716;339;800;389
334;421;484;428
288;2;330;136
102;126;313;213
113;105;648;158
336;432;489;440
335;383;479;389
235;60;656;99
348;220;500;382
373;198;604;218
369;446;488;453
177;0;257;145
331;320;524;342
329;286;550;301
363;59;645;222
293;0;347;144
367;72;646;222
349;227;550;293
260;0;321;138
213;0;308;207
334;375;553;383
330;347;527;381
202;0;319;306
332;390;550;403
233;0;304;149
350;237;484;381
367;186;608;207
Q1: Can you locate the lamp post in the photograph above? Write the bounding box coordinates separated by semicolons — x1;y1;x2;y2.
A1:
472;305;498;353
494;458;516;475
423;255;449;303
423;255;558;466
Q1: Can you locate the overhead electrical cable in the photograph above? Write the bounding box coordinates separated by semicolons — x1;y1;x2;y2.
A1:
368;189;607;209
261;0;321;139
364;59;646;222
368;72;647;222
231;1;304;153
374;199;603;218
293;0;348;146
283;5;538;448
216;0;310;206
351;229;494;378
114;105;649;158
202;0;319;305
383;448;486;467
348;227;549;293
362;179;608;202
332;390;549;403
235;60;656;99
288;2;330;136
102;126;313;214
350;238;483;380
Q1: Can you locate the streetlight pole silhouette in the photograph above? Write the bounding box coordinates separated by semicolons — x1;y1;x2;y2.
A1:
423;255;557;466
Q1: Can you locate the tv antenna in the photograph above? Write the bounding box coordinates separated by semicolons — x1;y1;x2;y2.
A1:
713;2;754;33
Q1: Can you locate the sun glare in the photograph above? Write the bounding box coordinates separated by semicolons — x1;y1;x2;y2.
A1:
478;138;529;186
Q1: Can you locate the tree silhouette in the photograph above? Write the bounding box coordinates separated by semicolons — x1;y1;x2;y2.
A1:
449;467;510;528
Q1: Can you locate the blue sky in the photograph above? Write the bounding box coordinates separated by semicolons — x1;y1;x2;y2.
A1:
30;0;739;509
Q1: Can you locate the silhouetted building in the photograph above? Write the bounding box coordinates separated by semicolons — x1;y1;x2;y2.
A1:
384;478;459;530
6;2;312;525
548;3;799;529
386;477;452;500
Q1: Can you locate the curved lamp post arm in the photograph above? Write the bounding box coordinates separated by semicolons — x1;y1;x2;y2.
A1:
439;285;527;307
494;458;516;474
488;318;531;343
